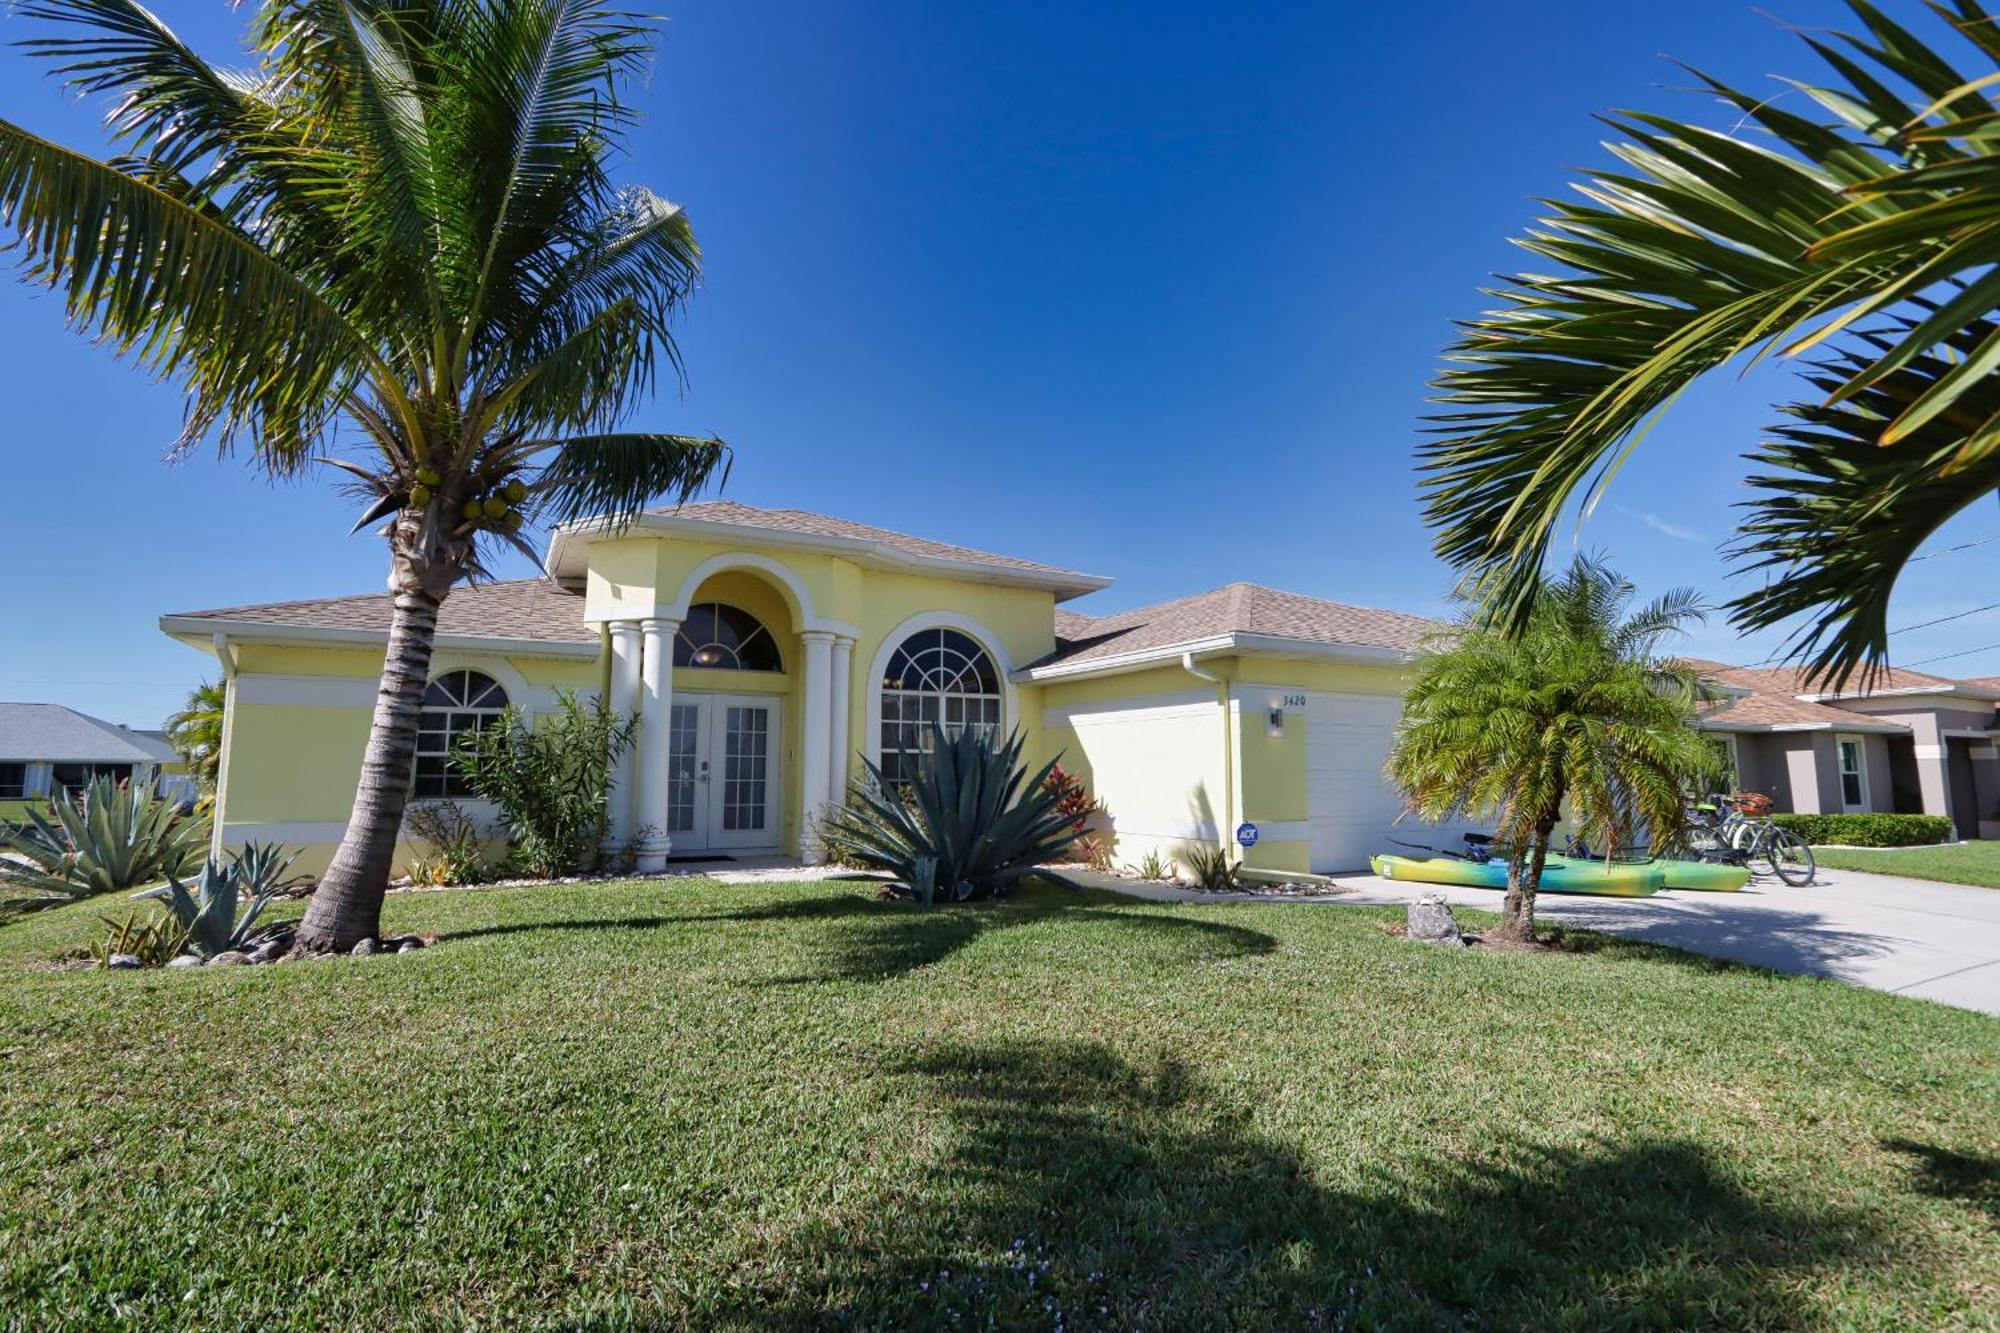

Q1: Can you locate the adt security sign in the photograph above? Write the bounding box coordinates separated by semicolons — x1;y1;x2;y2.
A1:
1235;822;1259;849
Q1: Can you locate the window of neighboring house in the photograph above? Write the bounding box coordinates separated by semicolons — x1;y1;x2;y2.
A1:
879;628;1002;787
414;670;510;800
1837;735;1868;810
1704;735;1739;793
0;763;24;800
50;762;132;795
673;604;782;672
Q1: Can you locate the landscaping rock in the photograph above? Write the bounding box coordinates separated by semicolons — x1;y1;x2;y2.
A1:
167;955;203;969
1406;895;1465;948
106;953;142;970
206;951;250;967
247;942;287;965
350;938;377;957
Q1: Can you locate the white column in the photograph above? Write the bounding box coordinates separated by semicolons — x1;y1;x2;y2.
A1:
601;620;642;855
634;616;678;873
827;635;854;806
800;630;835;857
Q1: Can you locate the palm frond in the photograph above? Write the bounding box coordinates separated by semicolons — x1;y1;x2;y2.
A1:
1423;0;2000;679
524;432;731;527
1730;330;2000;685
0;118;368;462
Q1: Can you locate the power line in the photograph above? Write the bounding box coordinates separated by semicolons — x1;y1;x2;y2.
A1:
1906;532;2000;562
1904;641;2000;668
1888;602;2000;635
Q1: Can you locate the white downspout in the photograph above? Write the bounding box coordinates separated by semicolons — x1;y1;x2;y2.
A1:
1180;652;1234;854
210;632;239;861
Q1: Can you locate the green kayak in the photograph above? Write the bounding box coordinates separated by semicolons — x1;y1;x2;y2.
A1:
1369;854;1662;898
1542;854;1749;893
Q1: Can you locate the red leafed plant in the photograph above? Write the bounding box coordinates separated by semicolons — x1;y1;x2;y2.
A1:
1041;764;1111;869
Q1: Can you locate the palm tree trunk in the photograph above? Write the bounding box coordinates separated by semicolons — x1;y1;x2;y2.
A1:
295;584;443;952
1497;815;1557;942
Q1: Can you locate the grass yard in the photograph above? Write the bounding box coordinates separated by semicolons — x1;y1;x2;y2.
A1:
2;878;1996;1331
1813;839;2000;889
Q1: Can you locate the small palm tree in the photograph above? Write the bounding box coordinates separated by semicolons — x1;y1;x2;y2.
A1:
2;3;727;950
164;681;225;800
1388;559;1714;941
1424;0;2000;685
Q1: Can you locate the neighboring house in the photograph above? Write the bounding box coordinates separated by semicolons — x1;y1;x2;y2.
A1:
1691;661;2000;839
160;502;1457;879
0;703;189;807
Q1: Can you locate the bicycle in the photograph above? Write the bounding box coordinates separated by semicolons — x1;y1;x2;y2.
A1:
1670;792;1816;886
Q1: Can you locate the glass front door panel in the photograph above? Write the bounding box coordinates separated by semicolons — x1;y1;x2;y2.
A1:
721;705;770;832
667;702;702;835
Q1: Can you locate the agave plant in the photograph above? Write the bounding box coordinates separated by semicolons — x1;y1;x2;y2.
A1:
826;725;1082;904
138;858;277;960
229;842;310;899
0;775;208;913
1179;843;1238;893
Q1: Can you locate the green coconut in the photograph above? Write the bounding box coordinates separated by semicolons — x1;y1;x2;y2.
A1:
461;498;484;520
409;484;433;507
503;479;527;503
482;496;509;519
416;466;441;487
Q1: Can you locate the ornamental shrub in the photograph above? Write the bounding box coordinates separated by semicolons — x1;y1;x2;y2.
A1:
449;691;636;878
1770;813;1954;847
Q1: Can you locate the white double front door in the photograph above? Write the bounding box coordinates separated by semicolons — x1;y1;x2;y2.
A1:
663;693;782;855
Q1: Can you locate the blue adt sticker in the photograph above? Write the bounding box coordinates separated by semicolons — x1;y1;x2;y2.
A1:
1235;822;1259;848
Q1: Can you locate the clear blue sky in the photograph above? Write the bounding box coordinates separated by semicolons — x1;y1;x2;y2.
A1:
4;0;1997;728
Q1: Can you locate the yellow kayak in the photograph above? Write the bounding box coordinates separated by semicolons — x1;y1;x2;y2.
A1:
1371;854;1661;898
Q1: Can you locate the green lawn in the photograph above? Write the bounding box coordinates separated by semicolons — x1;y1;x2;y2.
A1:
1813;839;2000;888
1;879;1995;1330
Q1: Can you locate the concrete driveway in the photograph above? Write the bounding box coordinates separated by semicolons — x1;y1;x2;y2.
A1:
1328;865;2000;1016
1089;863;2000;1015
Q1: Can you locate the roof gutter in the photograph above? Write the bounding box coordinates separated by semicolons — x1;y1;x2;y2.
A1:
159;615;601;661
1019;633;1410;684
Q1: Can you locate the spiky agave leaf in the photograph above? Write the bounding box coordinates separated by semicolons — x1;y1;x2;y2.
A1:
826;725;1082;901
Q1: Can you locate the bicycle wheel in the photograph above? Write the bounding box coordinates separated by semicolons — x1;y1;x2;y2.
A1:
1768;828;1816;886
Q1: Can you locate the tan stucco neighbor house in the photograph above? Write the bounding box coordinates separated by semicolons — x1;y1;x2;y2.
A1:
161;502;1453;880
1692;661;2000;838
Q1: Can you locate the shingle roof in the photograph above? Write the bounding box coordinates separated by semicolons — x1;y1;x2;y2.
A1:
650;501;1101;585
1732;663;1964;698
167;579;595;645
1036;583;1439;670
0;704;180;764
1682;660;1910;732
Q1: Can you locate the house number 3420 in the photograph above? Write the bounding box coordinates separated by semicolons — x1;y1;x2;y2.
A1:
1281;693;1306;709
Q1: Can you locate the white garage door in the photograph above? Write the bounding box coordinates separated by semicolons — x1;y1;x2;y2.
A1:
1305;692;1411;874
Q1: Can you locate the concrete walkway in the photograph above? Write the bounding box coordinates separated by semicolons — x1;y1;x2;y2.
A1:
1090;867;2000;1017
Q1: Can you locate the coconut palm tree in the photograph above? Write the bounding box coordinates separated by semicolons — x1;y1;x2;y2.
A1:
164;680;225;801
1;1;727;950
1424;0;2000;687
1388;559;1713;941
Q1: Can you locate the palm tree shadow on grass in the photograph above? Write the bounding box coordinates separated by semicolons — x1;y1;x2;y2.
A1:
687;893;1277;986
673;1040;1888;1330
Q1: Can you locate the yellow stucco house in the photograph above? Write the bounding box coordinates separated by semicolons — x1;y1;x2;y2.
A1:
161;502;1442;879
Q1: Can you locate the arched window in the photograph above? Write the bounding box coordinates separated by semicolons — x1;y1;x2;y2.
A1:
879;628;1002;785
415;670;509;799
674;603;782;672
